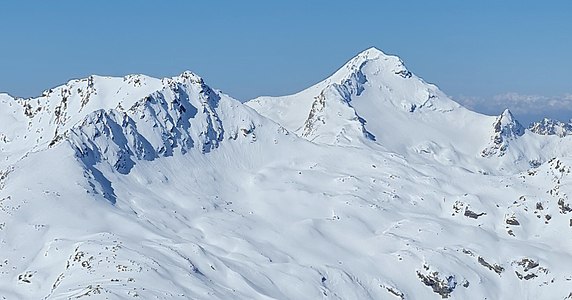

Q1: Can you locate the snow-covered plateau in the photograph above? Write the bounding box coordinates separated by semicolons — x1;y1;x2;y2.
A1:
1;48;572;299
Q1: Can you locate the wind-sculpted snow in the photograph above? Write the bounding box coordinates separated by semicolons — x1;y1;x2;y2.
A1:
2;48;572;299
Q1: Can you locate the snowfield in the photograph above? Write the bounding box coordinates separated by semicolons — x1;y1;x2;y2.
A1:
1;48;572;299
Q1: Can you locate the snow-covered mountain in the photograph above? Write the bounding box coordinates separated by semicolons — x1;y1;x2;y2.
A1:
529;118;572;137
1;48;572;299
247;48;572;170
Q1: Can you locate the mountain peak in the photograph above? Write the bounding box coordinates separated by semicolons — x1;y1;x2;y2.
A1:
176;70;204;85
356;47;389;59
337;47;409;80
500;108;515;119
247;47;464;146
482;109;525;157
497;109;524;134
1;71;226;156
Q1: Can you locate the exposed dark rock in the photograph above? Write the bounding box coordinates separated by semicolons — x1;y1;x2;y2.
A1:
558;199;572;214
505;216;520;226
417;271;456;299
464;208;486;219
462;249;474;256
18;272;34;284
478;257;504;275
515;271;538;280
395;69;412;79
516;258;539;272
382;285;405;299
513;258;549;281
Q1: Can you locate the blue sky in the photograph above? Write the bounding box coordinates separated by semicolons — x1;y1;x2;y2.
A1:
0;1;571;124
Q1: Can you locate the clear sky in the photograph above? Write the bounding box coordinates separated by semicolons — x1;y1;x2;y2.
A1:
1;0;571;124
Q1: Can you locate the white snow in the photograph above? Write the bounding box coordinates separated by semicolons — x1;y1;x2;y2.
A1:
1;48;572;299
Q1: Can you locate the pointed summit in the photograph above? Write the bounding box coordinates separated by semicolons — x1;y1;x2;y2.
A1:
350;47;398;63
499;108;515;119
247;47;466;146
176;70;205;85
361;46;386;54
496;109;525;137
329;47;411;84
482;109;525;157
351;47;392;63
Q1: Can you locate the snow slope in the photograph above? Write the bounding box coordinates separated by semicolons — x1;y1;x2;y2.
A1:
1;48;572;299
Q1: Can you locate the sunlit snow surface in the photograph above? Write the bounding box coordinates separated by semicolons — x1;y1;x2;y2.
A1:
1;48;572;299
